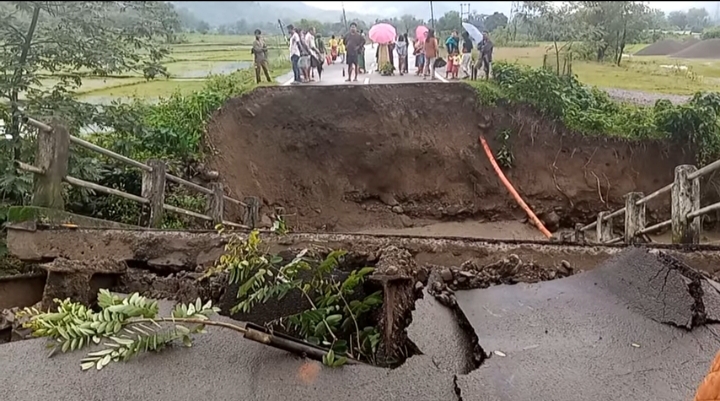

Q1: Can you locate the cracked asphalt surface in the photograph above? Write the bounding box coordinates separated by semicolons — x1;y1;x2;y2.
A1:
2;248;720;400
455;248;720;401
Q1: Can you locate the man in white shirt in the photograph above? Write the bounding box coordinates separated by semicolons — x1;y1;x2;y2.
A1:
305;27;321;80
287;24;301;83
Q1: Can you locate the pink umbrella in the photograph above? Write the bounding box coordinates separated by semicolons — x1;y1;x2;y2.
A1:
369;23;397;44
415;25;428;41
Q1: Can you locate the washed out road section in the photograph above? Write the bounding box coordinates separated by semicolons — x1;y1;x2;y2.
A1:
454;248;720;401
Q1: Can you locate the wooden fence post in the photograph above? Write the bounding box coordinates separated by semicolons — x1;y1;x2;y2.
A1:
141;159;166;228
243;196;259;229
596;211;613;243
574;223;585;243
31;118;69;209
671;165;700;244
624;192;645;244
207;182;224;226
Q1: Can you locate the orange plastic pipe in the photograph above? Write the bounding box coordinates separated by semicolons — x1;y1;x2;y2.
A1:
478;135;553;239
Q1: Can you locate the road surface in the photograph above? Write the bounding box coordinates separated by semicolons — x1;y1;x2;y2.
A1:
276;43;453;86
2;249;720;400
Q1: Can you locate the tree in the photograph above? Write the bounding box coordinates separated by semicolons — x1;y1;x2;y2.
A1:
197;20;210;34
668;10;688;30
436;11;462;33
687;8;710;33
520;2;576;72
0;1;179;164
574;1;652;65
399;14;425;35
483;12;509;32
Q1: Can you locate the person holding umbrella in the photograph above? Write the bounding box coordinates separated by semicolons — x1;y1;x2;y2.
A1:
476;30;494;80
460;31;473;79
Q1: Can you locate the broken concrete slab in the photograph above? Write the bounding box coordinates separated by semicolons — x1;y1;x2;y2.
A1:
11;227;720;277
39;258;125;309
0;313;457;401
407;287;480;374
454;248;720;401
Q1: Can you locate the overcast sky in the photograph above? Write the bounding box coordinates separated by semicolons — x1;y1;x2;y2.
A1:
304;1;720;18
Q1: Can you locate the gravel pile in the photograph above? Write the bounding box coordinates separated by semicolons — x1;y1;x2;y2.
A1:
603;87;691;106
672;38;720;59
635;39;685;56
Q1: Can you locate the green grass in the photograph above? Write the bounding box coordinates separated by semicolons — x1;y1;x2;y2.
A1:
79;79;209;99
179;33;286;46
489;43;720;95
27;33;292;103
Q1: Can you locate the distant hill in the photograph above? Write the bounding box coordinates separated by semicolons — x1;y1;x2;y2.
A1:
349;1;512;20
173;1;382;27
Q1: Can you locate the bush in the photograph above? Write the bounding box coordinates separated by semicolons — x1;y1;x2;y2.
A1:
482;62;720;164
702;28;720;40
1;61;290;229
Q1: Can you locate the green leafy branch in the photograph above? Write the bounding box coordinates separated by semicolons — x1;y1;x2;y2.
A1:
208;230;384;366
18;290;223;371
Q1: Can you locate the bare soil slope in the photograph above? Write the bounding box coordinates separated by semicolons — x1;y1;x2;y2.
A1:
635;39;685;56
672;38;720;59
205;84;691;232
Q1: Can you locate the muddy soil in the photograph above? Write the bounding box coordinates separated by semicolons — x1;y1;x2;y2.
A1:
205;84;692;233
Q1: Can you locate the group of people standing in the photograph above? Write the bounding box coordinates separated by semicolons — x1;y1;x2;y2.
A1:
286;22;370;84
372;28;494;81
277;23;495;84
375;34;410;75
287;24;328;84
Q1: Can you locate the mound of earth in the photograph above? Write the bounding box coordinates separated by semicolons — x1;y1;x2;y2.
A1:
205;84;691;232
635;39;685;56
455;248;720;401
672;38;720;59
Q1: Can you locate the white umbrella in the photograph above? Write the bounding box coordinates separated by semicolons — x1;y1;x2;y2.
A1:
462;22;483;44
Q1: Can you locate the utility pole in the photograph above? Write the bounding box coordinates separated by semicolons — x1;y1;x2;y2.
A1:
429;1;435;29
460;3;471;22
341;1;348;31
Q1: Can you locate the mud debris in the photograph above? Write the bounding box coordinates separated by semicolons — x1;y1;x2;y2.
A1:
433;254;575;291
205;84;689;232
116;268;227;305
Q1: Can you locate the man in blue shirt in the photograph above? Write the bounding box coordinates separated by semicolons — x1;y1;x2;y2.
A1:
445;30;459;54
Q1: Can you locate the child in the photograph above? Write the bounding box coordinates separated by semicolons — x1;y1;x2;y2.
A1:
338;38;346;63
451;53;461;79
445;51;454;79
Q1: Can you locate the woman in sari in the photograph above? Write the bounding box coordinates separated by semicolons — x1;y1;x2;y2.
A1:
376;41;390;73
329;35;338;63
357;37;366;73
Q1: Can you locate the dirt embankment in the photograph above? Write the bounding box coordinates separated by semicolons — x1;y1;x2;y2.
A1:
205;84;692;232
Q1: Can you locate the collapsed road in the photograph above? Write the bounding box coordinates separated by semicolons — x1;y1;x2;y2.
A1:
1;247;719;400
